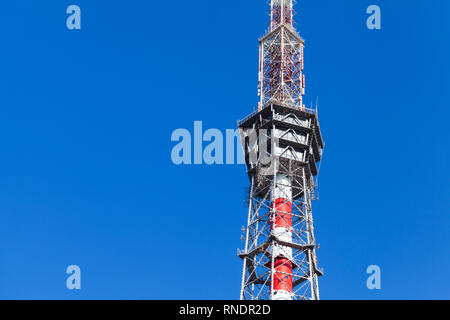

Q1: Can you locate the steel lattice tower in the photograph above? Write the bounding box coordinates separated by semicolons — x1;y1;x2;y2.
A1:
238;0;324;300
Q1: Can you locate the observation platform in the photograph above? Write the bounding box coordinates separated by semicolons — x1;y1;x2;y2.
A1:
238;101;324;200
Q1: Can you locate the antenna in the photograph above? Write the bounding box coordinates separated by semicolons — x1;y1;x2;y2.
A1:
238;0;325;301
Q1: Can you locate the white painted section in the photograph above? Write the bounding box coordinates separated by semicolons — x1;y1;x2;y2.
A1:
272;290;293;301
272;174;292;201
271;173;294;262
271;243;293;262
272;227;292;242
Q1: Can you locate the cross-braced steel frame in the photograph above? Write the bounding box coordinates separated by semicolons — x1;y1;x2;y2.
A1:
239;158;322;300
259;0;305;110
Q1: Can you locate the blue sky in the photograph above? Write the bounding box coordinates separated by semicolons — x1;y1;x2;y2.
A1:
0;0;448;299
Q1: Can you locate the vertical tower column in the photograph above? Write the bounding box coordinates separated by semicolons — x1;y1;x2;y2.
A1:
238;0;324;301
271;174;294;300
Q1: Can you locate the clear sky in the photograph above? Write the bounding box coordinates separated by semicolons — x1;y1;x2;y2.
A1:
0;0;448;300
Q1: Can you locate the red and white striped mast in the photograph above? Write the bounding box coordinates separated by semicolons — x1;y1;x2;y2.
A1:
268;0;297;301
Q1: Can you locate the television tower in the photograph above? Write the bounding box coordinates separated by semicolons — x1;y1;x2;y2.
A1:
238;0;324;300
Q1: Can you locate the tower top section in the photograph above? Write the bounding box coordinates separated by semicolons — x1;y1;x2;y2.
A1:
258;0;305;110
270;0;295;30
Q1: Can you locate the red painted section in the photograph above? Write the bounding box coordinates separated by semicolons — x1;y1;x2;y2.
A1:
273;198;292;230
273;258;293;293
271;197;293;294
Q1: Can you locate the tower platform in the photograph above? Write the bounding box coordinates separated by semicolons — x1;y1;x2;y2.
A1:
238;102;324;201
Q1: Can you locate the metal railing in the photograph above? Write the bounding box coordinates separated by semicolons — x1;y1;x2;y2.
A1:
238;101;317;126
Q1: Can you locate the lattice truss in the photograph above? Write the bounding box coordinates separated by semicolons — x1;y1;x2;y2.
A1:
239;161;322;301
270;0;295;28
259;0;305;109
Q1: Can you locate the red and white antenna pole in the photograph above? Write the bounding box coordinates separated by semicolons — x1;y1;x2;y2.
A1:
271;174;294;300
